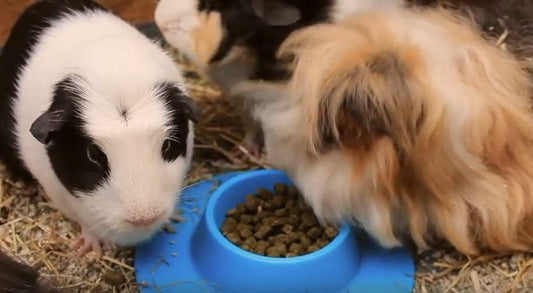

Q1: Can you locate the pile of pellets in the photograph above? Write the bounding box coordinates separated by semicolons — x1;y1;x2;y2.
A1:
220;183;339;257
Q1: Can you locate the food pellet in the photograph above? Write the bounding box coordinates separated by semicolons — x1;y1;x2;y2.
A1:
256;188;274;201
324;226;338;239
281;224;293;234
239;227;253;238
289;243;302;254
273;183;288;196
236;203;246;213
306;227;321;241
254;225;273;240
226;232;242;245
307;244;320;253
267;247;281;257
240;214;253;225
245;237;257;249
226;208;238;217
275;243;288;256
288;186;299;199
220;183;339;257
256;240;268;254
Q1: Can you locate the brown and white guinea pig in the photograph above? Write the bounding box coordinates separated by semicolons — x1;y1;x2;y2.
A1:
0;250;58;293
153;0;405;155
0;0;198;255
249;8;533;256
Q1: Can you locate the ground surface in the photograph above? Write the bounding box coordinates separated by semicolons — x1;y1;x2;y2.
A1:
1;1;533;293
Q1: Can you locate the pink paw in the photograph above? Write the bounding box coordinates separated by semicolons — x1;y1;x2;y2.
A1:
71;229;114;256
240;139;262;158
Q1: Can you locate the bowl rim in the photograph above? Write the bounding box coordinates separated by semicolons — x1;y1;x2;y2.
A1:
204;169;353;264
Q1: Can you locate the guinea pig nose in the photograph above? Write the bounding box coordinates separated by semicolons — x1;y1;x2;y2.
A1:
126;213;162;227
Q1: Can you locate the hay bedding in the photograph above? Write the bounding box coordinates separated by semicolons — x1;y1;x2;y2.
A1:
1;26;533;293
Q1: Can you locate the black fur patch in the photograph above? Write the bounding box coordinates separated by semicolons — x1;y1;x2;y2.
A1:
155;82;199;162
0;250;58;293
0;0;105;182
198;0;334;81
39;77;111;195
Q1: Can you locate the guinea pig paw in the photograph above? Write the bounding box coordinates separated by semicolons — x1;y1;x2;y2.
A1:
240;137;264;158
72;231;104;257
236;142;262;159
102;240;116;252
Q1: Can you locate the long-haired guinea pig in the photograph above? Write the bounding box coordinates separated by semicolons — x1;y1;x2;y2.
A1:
154;0;404;155
250;8;533;256
0;0;198;255
0;249;58;293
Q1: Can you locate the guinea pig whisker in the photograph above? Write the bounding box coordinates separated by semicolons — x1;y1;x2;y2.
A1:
85;217;111;234
166;136;182;144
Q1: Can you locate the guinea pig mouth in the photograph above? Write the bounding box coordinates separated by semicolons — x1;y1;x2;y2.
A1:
158;21;188;34
124;213;165;229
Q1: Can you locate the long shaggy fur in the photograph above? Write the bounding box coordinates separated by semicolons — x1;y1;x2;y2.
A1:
255;8;533;255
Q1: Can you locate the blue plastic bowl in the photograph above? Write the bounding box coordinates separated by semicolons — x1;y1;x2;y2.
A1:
192;170;359;293
134;170;414;293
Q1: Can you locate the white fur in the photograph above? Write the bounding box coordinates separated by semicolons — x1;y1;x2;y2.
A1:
155;0;202;65
14;10;193;246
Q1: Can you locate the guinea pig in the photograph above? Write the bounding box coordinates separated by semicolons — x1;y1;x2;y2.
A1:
249;8;533;256
154;0;405;155
0;249;58;293
154;0;533;156
0;0;198;255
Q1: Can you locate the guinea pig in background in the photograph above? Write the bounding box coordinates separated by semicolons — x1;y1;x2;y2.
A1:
0;249;59;293
0;0;198;255
154;0;404;155
251;8;533;256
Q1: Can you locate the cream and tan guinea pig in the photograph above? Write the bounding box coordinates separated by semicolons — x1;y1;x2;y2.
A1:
248;8;533;256
154;0;404;155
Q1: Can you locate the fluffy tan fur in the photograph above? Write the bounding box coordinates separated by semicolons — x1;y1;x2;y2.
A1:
190;12;224;68
258;8;533;255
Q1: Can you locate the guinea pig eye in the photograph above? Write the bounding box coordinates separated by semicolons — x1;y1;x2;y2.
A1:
162;138;186;162
87;144;107;168
162;139;176;160
162;139;172;154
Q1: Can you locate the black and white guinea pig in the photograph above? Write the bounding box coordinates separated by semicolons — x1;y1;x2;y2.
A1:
0;0;198;254
154;0;404;155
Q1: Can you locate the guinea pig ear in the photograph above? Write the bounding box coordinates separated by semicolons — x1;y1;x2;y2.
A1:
30;107;69;145
183;96;201;123
158;82;201;123
250;0;302;26
278;22;424;153
314;53;420;153
30;78;79;145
